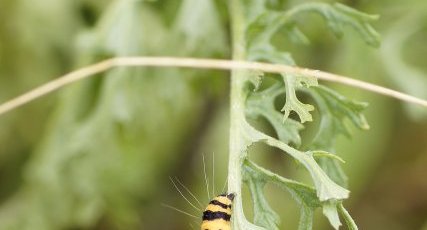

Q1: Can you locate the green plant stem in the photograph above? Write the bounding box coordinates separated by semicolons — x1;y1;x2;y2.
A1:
228;0;258;229
228;0;246;197
228;0;246;195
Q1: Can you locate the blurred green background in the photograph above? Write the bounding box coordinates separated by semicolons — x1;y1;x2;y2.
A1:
0;0;426;229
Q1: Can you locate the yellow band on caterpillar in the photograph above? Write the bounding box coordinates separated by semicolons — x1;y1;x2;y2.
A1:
201;193;235;230
201;219;231;230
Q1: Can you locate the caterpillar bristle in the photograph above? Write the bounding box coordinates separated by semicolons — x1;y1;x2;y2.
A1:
165;153;234;230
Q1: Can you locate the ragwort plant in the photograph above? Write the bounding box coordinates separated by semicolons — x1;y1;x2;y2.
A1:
0;0;385;229
227;1;380;229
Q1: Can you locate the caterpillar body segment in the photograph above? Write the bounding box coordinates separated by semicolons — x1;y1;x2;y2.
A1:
201;193;235;230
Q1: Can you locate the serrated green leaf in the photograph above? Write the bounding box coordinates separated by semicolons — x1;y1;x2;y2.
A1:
298;206;314;230
244;159;355;229
246;11;283;48
307;85;368;187
312;150;345;164
322;200;342;230
245;160;321;207
281;73;317;123
247;44;318;124
248;44;295;65
262;136;350;201
245;2;379;125
245;160;350;230
247;70;264;91
245;175;280;230
318;157;349;189
338;202;359;230
246;10;310;50
283;23;310;45
289;2;381;47
300;153;350;201
246;83;303;146
310;85;369;147
246;2;380;52
238;1;379;230
244;160;321;229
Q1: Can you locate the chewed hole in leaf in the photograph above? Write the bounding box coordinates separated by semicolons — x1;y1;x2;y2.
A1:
246;115;280;140
253;180;302;229
246;142;313;187
286;111;301;123
298;105;321;148
247;142;289;173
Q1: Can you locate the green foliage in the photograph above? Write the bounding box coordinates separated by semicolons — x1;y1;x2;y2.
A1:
4;0;418;229
245;2;380;124
244;163;281;230
308;86;369;187
381;12;427;121
228;0;381;229
174;0;227;55
244;160;320;230
280;73;318;123
246;83;303;146
0;0;227;229
246;2;381;49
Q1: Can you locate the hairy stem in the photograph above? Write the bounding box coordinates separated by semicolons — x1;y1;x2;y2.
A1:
228;0;245;224
228;0;264;230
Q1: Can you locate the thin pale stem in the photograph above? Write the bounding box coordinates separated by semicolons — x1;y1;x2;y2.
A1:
228;1;266;230
0;56;426;117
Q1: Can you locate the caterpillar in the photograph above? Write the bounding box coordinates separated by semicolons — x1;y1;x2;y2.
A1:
201;193;235;230
163;153;234;230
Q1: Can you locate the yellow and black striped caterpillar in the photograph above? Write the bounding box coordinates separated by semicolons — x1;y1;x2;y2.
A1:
201;193;235;230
